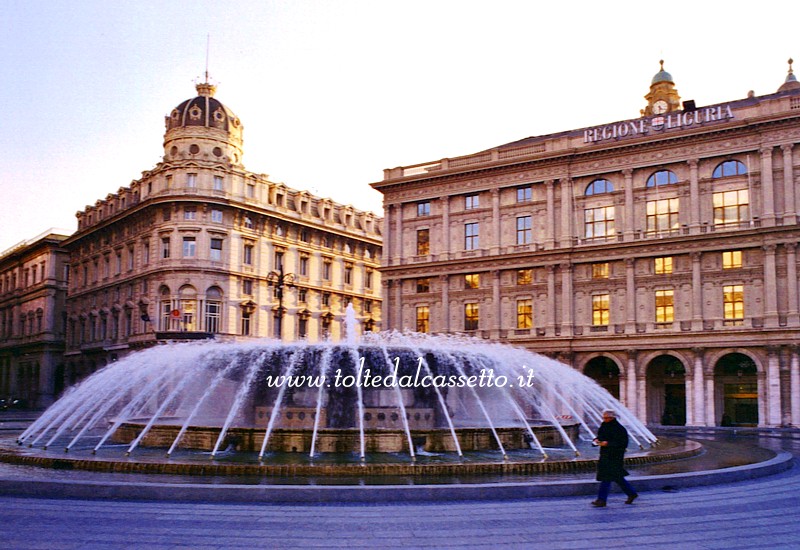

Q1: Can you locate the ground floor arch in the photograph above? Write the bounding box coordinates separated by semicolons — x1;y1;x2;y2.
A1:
645;355;686;426
582;356;621;399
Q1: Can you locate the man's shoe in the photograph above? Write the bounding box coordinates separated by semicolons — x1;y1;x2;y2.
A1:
591;500;606;507
625;494;638;505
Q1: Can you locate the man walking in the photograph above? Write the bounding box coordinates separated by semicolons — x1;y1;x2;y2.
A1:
591;409;638;507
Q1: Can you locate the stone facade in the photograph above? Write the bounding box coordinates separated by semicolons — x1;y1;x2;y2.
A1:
62;82;382;383
0;230;70;407
372;62;800;428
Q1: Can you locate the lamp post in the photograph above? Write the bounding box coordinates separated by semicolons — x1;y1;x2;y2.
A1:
266;264;295;340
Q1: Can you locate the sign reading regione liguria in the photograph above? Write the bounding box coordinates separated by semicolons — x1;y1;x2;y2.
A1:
583;104;735;144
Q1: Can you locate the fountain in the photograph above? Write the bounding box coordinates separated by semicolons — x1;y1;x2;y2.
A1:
6;310;682;478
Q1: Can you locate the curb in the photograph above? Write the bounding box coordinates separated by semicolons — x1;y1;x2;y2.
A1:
0;450;792;504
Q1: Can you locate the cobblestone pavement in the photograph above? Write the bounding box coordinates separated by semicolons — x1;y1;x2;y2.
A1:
1;431;799;549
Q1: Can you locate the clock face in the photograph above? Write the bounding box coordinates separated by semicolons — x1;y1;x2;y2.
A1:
653;100;669;115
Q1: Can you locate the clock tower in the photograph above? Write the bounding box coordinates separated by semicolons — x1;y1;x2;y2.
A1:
641;60;682;116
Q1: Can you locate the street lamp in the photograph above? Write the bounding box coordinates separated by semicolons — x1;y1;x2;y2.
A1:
266;264;295;340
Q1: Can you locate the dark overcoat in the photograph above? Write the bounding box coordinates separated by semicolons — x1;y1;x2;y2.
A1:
595;418;630;482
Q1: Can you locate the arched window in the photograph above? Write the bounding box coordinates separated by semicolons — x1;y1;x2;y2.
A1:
205;286;223;333
159;285;174;331
179;285;197;331
585;179;614;196
712;160;747;178
646;170;678;187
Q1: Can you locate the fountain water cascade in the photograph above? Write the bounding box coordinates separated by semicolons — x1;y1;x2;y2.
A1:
17;315;657;471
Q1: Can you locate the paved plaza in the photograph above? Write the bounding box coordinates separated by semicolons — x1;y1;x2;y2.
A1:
1;452;798;549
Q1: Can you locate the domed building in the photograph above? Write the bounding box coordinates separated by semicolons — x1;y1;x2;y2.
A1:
61;81;382;382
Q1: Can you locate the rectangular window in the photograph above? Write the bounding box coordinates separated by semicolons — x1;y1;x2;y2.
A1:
213;175;224;191
299;256;309;276
464;303;479;331
274;250;284;270
115;252;122;275
464;273;480;289
517;299;533;329
517;269;532;285
210;238;223;261
322;293;331;307
592;262;609;279
417;229;430;255
143;242;150;264
187;173;197;188
655;290;674;323
516;216;532;245
161;237;170;259
723;285;744;325
182;237;196;258
365;270;373;290
211;209;223;223
416;306;430;333
241;311;251;336
592;294;610;326
722;250;742;269
127;246;134;270
646;198;680;234
655;256;673;274
344;264;353;285
323;259;332;280
243;279;253;295
517;186;532;203
584;206;615;238
465;194;479;209
162;208;171;222
243;244;253;265
417;201;430;217
205;301;221;333
364;299;372;313
247;184;255;198
713;190;749;226
465;223;479;250
184;206;196;220
416;278;430;293
298;289;307;303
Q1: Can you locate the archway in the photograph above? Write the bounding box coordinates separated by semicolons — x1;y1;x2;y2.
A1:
646;355;686;426
714;353;758;426
583;356;620;399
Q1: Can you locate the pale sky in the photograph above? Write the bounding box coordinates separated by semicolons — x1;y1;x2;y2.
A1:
2;0;798;252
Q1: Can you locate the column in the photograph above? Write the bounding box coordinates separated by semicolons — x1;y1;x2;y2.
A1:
623;169;634;239
704;366;716;427
561;263;573;337
382;205;392;265
766;346;782;426
491;189;501;254
782;144;796;225
559;177;573;248
382;280;392;331
790;345;800;426
757;370;767;427
623;350;637;413
441;196;450;260
394;280;403;331
545;180;556;248
625;258;636;334
546;265;556;336
691;348;705;426
763;245;778;328
491;270;501;338
439;274;450;333
786;243;799;325
684;364;694;426
395;204;404;265
688;159;700;231
691;252;703;331
761;146;776;226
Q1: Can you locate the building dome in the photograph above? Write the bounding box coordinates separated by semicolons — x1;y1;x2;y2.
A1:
651;60;673;85
778;58;800;93
166;82;241;132
163;81;244;167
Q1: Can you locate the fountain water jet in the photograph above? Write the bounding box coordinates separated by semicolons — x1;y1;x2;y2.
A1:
16;332;658;471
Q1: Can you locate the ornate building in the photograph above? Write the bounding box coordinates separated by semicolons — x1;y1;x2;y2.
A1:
62;81;382;382
0;230;70;407
373;61;800;428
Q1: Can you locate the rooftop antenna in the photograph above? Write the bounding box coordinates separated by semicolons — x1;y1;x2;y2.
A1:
205;33;210;83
